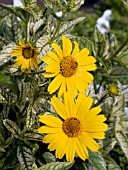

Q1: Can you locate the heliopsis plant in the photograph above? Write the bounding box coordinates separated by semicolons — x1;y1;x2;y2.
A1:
10;41;39;72
42;35;96;98
37;92;108;162
0;0;128;169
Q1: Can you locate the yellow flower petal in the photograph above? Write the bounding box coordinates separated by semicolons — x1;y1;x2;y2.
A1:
75;48;89;60
71;41;79;58
77;68;94;84
86;115;107;123
75;138;89;160
37;126;62;134
44;72;59;78
72;75;88;92
62;35;72;57
46;63;60;73
19;41;27;47
43;133;62;143
55;133;68;159
66;77;77;98
58;78;66;98
79;132;100;152
21;60;28;72
48;74;63;94
47;51;60;62
52;43;63;59
86;132;105;139
51;96;68;119
84;106;102;121
64;92;75;117
48;133;65;151
65;138;76;162
15;59;24;67
39;114;62;127
76;94;93;120
79;56;96;65
84;123;108;132
81;64;97;71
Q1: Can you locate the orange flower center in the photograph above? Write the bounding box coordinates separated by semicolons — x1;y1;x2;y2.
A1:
22;47;34;59
60;56;78;77
62;117;81;137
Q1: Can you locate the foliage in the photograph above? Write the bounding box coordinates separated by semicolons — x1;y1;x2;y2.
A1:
0;0;128;170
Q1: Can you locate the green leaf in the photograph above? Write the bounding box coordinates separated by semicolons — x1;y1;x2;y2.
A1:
103;138;117;156
0;6;10;19
0;3;33;21
2;145;19;169
105;155;121;170
26;105;36;130
39;162;74;170
0;73;19;96
0;43;14;66
89;150;106;170
24;132;43;142
43;152;56;163
115;125;128;160
3;119;21;138
68;0;84;11
58;17;85;36
110;67;128;77
114;93;128;160
17;145;34;170
2;14;21;42
122;0;128;12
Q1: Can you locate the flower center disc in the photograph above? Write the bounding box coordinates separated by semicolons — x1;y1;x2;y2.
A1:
60;56;78;77
62;117;81;137
22;47;34;59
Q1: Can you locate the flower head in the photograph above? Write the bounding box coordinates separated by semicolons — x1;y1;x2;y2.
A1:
42;35;96;98
37;93;108;162
10;41;39;72
108;84;118;96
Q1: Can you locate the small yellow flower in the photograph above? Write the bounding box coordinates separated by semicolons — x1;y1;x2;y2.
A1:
108;84;118;96
37;92;108;162
10;41;40;72
42;35;97;98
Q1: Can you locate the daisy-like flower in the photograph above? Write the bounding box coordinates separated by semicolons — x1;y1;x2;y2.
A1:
108;84;118;96
10;41;39;72
42;35;96;98
37;92;108;162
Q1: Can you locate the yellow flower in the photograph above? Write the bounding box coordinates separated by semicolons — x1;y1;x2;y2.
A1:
42;35;96;98
108;84;118;96
37;93;108;162
10;41;39;72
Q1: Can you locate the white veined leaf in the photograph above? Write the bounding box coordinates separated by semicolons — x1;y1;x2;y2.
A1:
68;0;84;11
105;155;121;170
3;119;21;138
58;17;85;36
26;105;36;130
89;150;106;170
39;162;74;170
17;146;34;170
33;19;45;34
0;43;15;66
36;35;51;56
103;138;117;156
115;121;128;160
43;152;56;163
